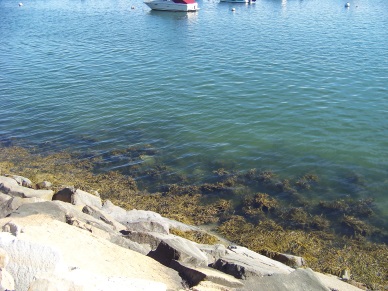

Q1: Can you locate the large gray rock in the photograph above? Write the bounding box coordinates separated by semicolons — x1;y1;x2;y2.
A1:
0;194;12;218
0;215;183;290
0;193;11;205
53;187;102;209
0;176;53;201
170;260;244;289
238;268;330;291
209;246;293;279
9;201;113;232
29;269;168;291
125;231;208;267
8;201;149;255
82;205;127;232
199;244;227;264
0;197;46;218
102;200;200;234
0;232;68;291
5;175;32;188
314;271;365;291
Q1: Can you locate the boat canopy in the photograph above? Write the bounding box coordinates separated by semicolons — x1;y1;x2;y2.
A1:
172;0;196;4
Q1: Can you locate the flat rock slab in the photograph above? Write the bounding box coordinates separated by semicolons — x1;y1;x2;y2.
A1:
199;244;227;264
314;272;365;291
170;260;244;288
193;280;236;291
0;232;68;291
210;246;293;279
29;269;168;291
126;231;209;267
0;215;183;290
0;176;54;201
8;201;149;255
8;201;114;233
239;268;330;291
102;200;200;234
0;196;46;218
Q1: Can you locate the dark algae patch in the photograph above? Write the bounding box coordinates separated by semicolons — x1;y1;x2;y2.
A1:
0;145;387;289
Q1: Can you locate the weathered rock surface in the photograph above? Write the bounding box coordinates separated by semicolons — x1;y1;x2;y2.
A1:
199;244;227;264
209;245;293;279
0;196;46;218
239;268;330;291
52;187;102;209
192;280;235;291
5;175;32;188
82;205;127;232
314;271;366;291
29;269;168;291
170;260;244;288
102;200;200;234
8;201;149;255
0;268;15;291
0;215;183;291
0;231;68;291
0;176;54;201
124;231;209;267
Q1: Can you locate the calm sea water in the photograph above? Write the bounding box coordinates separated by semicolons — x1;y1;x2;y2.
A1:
0;0;387;215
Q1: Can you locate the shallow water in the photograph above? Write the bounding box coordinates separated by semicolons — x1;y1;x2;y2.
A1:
1;0;387;216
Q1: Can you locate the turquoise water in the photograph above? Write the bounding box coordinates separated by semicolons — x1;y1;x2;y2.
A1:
1;0;387;216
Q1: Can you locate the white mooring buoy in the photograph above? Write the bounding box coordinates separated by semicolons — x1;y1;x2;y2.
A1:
345;2;350;8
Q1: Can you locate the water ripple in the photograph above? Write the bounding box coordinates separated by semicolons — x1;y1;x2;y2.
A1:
0;0;387;211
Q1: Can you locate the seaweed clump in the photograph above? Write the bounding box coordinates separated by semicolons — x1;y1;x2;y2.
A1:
319;198;375;218
218;215;388;290
1;145;387;290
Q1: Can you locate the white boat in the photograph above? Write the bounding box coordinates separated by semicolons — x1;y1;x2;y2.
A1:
144;0;199;11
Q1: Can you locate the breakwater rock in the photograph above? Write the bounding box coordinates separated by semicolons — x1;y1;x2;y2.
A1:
0;175;364;291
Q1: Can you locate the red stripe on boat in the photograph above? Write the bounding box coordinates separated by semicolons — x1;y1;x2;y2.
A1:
172;0;196;4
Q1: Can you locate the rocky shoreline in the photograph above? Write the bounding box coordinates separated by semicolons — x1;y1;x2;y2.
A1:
0;174;366;291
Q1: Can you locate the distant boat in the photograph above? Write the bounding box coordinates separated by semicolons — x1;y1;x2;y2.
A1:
144;0;199;11
220;0;255;3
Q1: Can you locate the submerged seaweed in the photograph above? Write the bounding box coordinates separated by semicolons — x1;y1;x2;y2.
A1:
0;145;387;289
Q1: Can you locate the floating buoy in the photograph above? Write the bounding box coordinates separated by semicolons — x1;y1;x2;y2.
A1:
231;7;235;11
18;2;23;6
131;5;135;9
345;2;350;8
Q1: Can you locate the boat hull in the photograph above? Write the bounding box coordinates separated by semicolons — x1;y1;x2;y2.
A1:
144;1;199;11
